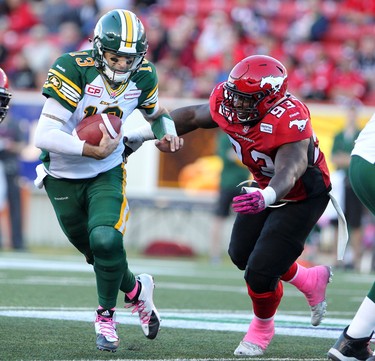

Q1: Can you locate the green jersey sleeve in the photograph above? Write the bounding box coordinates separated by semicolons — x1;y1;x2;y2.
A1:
42;51;98;113
132;59;160;116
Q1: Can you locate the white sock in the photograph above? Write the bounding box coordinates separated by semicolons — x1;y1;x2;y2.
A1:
347;296;375;338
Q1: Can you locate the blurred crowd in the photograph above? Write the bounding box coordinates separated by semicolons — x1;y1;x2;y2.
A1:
0;0;375;104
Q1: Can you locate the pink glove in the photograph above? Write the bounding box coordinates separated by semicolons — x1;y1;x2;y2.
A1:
232;187;277;215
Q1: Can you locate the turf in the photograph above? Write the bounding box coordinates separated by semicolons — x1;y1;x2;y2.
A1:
0;249;372;360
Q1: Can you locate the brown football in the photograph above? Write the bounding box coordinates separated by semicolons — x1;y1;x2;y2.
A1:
74;114;122;146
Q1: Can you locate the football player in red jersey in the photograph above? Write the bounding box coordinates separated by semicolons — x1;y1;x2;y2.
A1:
126;55;334;356
0;67;11;124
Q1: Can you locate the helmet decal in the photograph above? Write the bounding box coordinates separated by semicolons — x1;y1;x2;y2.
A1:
260;75;287;93
119;10;137;53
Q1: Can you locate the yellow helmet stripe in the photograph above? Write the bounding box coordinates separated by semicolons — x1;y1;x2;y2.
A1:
118;10;136;53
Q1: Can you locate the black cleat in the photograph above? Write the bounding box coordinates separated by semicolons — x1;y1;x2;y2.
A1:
328;326;373;360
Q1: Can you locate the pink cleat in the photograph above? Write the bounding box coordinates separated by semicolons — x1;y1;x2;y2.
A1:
302;266;333;326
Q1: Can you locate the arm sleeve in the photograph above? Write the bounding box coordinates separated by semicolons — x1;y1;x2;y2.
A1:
34;97;86;155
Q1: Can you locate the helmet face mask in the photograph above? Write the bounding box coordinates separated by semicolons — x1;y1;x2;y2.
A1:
0;68;11;124
93;9;148;85
221;55;288;127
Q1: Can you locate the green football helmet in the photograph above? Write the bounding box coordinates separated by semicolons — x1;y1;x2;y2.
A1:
93;9;148;84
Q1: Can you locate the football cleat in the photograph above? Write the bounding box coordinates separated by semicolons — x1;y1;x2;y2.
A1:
304;265;333;326
234;341;265;356
327;326;373;360
94;308;119;352
125;274;161;339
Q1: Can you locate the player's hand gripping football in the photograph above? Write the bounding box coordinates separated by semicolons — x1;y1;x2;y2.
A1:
83;123;121;160
232;187;276;215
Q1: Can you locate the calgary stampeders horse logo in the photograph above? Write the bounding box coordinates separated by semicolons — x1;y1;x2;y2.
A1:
289;118;309;132
260;75;287;93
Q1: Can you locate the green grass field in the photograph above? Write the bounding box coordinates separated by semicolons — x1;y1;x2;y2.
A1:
0;249;373;361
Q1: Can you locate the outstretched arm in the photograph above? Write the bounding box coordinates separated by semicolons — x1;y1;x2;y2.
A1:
124;103;218;154
154;103;218;152
169;103;218;135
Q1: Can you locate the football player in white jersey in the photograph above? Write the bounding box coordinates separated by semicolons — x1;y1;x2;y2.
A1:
33;9;183;352
328;113;375;361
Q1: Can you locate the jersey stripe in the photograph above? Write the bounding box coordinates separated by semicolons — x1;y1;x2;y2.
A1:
45;69;82;107
114;164;129;234
141;84;158;108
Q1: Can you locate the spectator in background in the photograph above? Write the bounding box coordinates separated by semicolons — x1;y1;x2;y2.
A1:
331;99;364;271
340;0;375;25
193;10;234;75
0;103;27;250
230;0;268;40
166;13;199;72
38;0;79;34
74;0;99;38
156;50;194;98
95;0;134;15
356;35;375;96
288;44;334;101
1;0;39;34
7;53;36;90
286;0;330;43
329;52;367;102
209;131;250;264
56;21;85;53
21;24;61;87
143;11;169;64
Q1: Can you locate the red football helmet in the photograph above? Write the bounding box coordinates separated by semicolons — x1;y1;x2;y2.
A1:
221;55;288;127
0;67;11;123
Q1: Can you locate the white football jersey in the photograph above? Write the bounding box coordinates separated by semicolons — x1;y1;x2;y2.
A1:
351;112;375;164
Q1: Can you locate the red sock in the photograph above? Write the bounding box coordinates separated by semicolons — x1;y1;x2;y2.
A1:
280;262;298;282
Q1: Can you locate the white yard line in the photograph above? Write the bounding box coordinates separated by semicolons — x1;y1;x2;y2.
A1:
0;307;347;339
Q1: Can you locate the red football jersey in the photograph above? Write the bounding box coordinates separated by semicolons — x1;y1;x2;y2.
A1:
209;83;331;201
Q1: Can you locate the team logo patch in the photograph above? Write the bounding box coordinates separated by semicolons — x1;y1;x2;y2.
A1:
242;125;250;133
48;75;62;89
260;123;273;133
85;84;103;97
289;118;308;132
124;90;142;99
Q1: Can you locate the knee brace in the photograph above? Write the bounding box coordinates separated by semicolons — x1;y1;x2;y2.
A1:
90;225;124;258
244;265;280;294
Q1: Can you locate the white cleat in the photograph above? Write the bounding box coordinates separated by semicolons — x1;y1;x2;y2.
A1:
234;341;264;356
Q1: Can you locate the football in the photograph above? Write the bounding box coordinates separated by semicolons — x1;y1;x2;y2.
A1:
74;114;122;146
